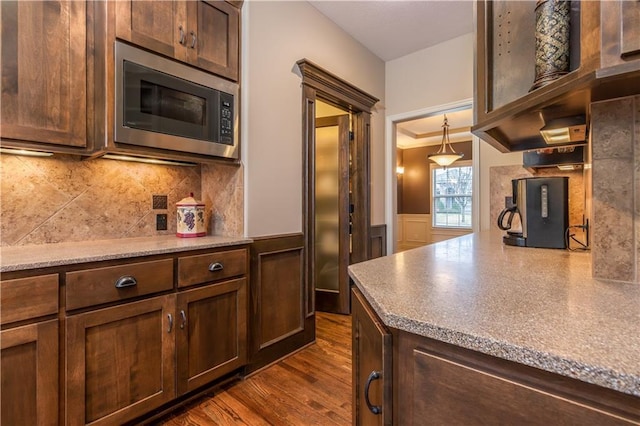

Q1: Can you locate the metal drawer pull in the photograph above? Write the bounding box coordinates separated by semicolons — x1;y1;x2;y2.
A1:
180;310;187;330
167;314;173;333
364;370;382;415
190;31;196;49
114;276;137;289
178;25;185;45
208;262;224;272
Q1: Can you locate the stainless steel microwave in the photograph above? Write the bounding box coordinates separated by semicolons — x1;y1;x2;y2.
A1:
114;41;239;160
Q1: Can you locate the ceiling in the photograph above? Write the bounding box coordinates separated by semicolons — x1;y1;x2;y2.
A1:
307;0;475;149
307;1;474;62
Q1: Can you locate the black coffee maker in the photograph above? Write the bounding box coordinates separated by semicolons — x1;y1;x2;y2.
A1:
497;177;569;249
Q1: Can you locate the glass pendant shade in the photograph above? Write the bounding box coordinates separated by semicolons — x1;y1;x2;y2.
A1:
427;115;463;167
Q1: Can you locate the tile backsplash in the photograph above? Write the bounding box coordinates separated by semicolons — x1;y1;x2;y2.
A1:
590;95;639;283
0;154;243;246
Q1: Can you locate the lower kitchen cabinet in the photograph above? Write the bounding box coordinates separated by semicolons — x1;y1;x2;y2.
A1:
66;295;177;426
1;320;58;426
352;288;392;426
176;278;247;395
1;273;59;425
353;287;640;425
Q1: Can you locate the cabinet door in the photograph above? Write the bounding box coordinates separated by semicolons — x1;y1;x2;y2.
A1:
352;288;392;426
407;347;637;425
1;320;58;426
176;278;247;395
115;0;188;63
187;0;239;81
0;1;87;147
66;295;176;426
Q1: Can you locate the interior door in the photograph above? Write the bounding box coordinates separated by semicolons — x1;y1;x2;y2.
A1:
314;114;351;314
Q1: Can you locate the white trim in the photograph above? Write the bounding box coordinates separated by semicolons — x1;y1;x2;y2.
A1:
429;160;473;231
385;98;474;255
241;4;250;237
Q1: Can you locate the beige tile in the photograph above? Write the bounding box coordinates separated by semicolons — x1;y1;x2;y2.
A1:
591;97;634;160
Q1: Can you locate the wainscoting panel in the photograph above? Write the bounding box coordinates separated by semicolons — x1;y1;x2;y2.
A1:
248;234;315;373
397;214;471;251
370;224;387;259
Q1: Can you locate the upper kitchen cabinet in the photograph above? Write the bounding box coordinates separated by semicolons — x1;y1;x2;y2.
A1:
0;1;91;151
114;1;189;64
115;0;240;81
473;0;640;152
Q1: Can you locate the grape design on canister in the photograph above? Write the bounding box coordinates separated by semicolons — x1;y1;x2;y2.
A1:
184;211;196;230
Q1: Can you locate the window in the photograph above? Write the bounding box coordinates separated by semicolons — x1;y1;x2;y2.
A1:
432;163;472;228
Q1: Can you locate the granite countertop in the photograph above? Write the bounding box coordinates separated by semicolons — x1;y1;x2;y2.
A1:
1;235;253;272
348;231;640;397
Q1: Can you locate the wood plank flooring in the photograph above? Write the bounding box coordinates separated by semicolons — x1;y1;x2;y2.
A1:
159;313;352;425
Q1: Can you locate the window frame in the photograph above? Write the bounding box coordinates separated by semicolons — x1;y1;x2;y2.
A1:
430;160;473;230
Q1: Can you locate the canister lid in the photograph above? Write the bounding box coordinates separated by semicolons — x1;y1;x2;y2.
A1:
176;193;204;206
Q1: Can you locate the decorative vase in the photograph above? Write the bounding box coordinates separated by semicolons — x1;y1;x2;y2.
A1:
530;0;571;91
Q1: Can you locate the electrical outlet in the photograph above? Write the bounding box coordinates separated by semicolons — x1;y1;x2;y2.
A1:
156;214;168;231
153;195;168;210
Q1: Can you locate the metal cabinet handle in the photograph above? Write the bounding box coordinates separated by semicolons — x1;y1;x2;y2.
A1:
190;31;196;48
208;262;224;272
114;276;137;289
364;370;382;415
178;25;185;45
180;310;187;330
167;313;173;333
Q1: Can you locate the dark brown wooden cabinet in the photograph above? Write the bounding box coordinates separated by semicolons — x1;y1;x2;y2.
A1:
115;1;188;63
1;320;59;426
115;0;239;81
0;0;90;149
353;288;640;425
352;288;392;426
473;0;640;153
187;0;239;81
246;234;314;374
66;295;177;425
600;1;640;70
176;278;247;395
62;245;249;425
1;274;59;426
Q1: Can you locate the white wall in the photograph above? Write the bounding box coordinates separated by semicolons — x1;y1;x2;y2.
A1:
385;33;474;117
385;32;521;236
243;1;385;237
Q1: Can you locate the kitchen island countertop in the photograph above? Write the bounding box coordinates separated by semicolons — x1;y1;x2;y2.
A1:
1;235;252;272
348;231;640;397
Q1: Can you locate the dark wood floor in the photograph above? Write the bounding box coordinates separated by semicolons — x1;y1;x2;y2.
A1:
159;312;352;425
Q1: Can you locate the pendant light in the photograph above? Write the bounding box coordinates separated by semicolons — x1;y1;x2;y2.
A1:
427;115;463;167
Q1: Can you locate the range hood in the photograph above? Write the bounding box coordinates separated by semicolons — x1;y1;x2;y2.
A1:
523;145;585;172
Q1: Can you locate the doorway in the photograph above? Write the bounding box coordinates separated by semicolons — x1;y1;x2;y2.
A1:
385;99;479;254
298;59;378;315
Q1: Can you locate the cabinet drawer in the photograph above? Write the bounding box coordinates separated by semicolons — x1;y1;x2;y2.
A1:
178;248;247;288
1;274;59;325
66;259;174;311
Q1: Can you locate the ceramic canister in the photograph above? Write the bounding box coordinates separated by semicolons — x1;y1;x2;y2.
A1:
176;193;206;238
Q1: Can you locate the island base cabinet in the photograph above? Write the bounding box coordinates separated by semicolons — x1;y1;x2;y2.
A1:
1;320;58;426
352;288;392;426
176;278;247;395
395;330;640;425
66;295;177;426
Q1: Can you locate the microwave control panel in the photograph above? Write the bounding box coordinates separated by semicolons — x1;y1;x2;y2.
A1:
219;93;234;145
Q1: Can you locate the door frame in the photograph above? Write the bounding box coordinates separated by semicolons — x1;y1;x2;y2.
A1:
297;59;378;314
384;98;479;255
